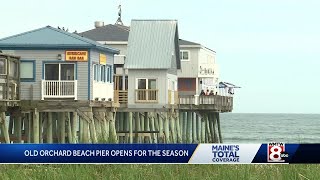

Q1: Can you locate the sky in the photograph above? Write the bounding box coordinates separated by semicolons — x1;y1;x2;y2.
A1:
1;0;320;113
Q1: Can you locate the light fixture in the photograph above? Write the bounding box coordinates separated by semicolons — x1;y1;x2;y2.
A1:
57;54;62;60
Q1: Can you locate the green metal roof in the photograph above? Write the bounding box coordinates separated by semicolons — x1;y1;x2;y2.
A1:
124;20;181;69
0;26;119;54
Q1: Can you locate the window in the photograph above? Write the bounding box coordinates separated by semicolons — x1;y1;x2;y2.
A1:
94;64;112;83
9;60;18;78
100;65;106;82
21;61;35;81
106;65;113;83
93;64;99;81
0;58;6;75
44;63;75;80
180;50;190;61
136;78;158;102
137;78;157;89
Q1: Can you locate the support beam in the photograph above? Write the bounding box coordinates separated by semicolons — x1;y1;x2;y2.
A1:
33;109;39;143
47;112;53;143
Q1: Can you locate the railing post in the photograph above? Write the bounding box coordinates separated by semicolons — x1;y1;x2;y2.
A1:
41;80;44;100
74;80;78;100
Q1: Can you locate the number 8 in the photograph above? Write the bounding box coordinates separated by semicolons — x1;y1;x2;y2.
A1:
270;146;282;161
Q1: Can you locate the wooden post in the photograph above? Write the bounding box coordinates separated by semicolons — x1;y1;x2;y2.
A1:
108;111;118;143
52;113;57;143
93;111;102;142
154;113;159;142
140;113;144;143
158;113;164;143
192;112;197;143
27;113;32;143
169;112;177;143
149;112;156;143
212;112;219;143
134;112;140;143
59;112;66;144
79;115;84;143
182;112;187;143
101;111;108;143
0;112;10;143
41;113;48;143
88;111;97;143
67;112;72;143
163;112;170;143
14;116;22;143
128;112;133;144
82;114;89;143
39;113;43;143
72;112;78;144
33;109;39;143
119;112;124;143
208;113;215;143
9;116;14;137
201;115;206;143
197;114;201;143
47;112;53;144
175;111;182;143
216;112;223;143
144;112;151;143
205;113;211;143
186;112;192;143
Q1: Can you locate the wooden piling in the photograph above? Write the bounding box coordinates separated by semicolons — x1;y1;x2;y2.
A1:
192;112;197;143
108;111;118;143
33;109;39;143
175;111;182;143
82;114;89;143
0;112;10;143
27;113;32;143
66;112;72;143
163;113;170;143
144;112;151;143
88;111;97;143
169;112;177;143
201;115;206;143
182;112;187;143
59;112;66;144
47;112;53;143
72;112;78;143
186;112;192;143
101;111;108;143
158;113;164;143
134;112;140;143
119;112;124;143
149;112;156;143
128;112;133;144
205;113;212;143
14;116;22;143
216;112;223;143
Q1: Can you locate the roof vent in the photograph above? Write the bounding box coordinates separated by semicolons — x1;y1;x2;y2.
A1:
94;21;104;28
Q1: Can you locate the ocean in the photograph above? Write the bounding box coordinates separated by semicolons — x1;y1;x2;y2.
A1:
220;113;320;143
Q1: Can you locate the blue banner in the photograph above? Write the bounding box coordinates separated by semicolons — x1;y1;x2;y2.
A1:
0;144;197;163
0;143;320;164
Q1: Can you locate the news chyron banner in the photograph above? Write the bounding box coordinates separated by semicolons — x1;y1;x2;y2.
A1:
0;143;318;164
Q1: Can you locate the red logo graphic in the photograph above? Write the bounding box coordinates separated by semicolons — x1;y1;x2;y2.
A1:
268;143;285;162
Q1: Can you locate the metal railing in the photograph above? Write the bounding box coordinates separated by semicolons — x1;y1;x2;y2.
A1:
135;89;158;103
41;80;77;100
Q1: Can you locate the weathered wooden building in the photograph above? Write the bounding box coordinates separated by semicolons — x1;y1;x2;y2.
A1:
0;26;120;144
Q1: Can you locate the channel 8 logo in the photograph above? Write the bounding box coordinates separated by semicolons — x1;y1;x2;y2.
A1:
267;142;288;162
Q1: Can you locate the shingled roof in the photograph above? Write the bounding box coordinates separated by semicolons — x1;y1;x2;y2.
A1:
0;26;119;53
79;24;200;46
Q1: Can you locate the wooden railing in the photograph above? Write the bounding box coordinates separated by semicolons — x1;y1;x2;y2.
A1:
135;89;158;103
114;90;128;103
41;80;77;100
168;90;179;105
179;95;233;111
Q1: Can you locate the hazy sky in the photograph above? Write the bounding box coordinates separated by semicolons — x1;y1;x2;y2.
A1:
1;0;320;113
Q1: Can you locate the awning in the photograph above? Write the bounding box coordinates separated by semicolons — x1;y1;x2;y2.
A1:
219;82;241;88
